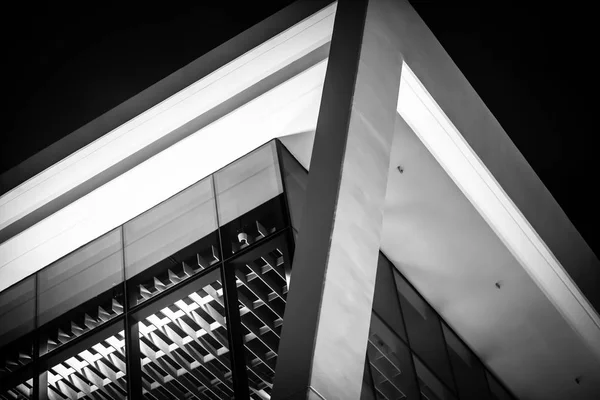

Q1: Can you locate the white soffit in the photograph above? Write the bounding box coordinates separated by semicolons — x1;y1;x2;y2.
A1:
0;56;328;292
396;62;600;361
0;2;337;233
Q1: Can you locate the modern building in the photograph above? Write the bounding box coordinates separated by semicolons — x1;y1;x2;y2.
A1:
1;1;599;399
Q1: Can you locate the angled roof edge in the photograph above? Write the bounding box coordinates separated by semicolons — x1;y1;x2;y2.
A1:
0;0;333;196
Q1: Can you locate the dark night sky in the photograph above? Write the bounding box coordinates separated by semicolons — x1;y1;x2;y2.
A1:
1;2;597;256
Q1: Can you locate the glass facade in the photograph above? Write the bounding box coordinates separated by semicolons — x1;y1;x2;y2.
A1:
0;140;517;400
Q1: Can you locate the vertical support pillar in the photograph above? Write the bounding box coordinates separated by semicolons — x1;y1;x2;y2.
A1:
125;317;143;398
272;0;404;399
221;264;251;398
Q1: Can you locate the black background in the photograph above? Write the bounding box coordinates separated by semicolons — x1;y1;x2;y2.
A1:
1;1;597;256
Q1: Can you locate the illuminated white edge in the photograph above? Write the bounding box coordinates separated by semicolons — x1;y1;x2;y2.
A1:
397;62;600;361
0;59;328;292
0;2;337;231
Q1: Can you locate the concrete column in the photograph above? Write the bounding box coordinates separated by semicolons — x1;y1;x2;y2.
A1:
272;0;404;399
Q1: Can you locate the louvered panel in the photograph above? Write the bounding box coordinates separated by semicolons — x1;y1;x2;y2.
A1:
0;378;33;400
232;242;290;400
139;280;234;399
44;298;124;355
47;331;127;399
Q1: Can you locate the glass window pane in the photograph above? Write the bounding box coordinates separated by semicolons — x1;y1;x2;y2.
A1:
360;356;377;400
394;272;455;392
215;142;287;257
137;268;234;398
487;371;516;400
443;324;491;400
0;277;35;393
231;233;292;398
37;229;124;355
373;254;407;340
44;321;127;399
413;356;457;400
278;141;308;233
364;314;421;399
124;176;220;306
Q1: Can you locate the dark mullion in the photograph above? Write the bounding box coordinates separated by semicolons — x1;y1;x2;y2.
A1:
33;274;43;400
221;262;251;398
125;316;143;399
213;174;250;398
122;225;142;400
35;355;48;400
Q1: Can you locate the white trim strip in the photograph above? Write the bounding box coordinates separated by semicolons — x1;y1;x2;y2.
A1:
397;63;600;360
0;2;337;232
0;60;327;292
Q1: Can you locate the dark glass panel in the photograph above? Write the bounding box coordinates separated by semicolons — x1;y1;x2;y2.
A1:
413;356;456;400
219;195;288;258
230;232;292;399
486;371;516;400
44;321;127;400
215;142;287;257
136;268;234;399
360;356;377;400
0;277;35;381
442;324;491;400
124;176;220;307
37;229;124;355
373;254;407;340
278;141;308;233
125;231;220;308
363;314;421;399
393;272;455;392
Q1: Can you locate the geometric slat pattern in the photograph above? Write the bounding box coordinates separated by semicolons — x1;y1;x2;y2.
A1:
0;378;33;400
45;299;124;355
0;347;33;377
137;245;221;305
47;331;127;399
139;280;234;399
235;245;289;399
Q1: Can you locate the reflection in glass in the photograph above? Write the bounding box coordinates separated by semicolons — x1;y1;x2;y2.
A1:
215;143;286;257
37;229;124;355
124;176;218;275
393;273;454;392
138;269;233;399
362;314;420;399
124;176;220;307
373;255;407;341
232;234;291;399
443;324;491;400
215;142;282;226
126;232;220;308
413;356;456;400
45;323;127;399
0;277;35;382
